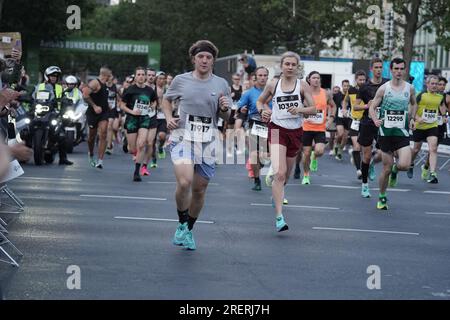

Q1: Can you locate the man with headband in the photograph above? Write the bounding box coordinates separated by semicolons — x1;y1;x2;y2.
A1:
162;40;232;251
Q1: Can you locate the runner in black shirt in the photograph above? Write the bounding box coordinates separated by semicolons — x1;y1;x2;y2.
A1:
355;58;388;198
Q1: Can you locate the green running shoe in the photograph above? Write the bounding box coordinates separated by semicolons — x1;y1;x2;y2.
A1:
369;163;376;181
302;175;311;185
377;196;388;210
388;165;398;188
158;149;166;159
361;184;371;198
421;165;429;181
173;222;188;246
276;215;289;232
310;152;318;172
150;159;158;169
182;230;196;250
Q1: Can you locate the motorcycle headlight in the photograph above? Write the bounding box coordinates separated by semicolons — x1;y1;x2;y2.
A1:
24;118;31;124
51;119;58;126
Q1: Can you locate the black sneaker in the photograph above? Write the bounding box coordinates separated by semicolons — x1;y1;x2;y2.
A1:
407;166;414;179
294;167;301;179
133;173;142;182
427;173;438;184
59;159;73;166
252;181;262;191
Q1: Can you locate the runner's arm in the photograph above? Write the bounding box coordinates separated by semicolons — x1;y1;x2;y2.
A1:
354;87;368;111
369;85;384;123
327;91;336;120
256;79;274;114
297;81;316;115
82;80;101;111
409;87;418;121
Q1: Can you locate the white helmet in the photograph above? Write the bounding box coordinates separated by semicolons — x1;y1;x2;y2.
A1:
44;66;62;81
65;75;78;85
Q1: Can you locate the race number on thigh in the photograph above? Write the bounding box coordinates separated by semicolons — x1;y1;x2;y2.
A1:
384;110;406;129
184;115;213;142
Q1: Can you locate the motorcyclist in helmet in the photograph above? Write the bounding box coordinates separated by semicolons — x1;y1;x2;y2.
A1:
63;75;85;109
32;66;73;165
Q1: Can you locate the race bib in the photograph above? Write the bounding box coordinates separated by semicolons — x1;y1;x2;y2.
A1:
184;115;213;142
350;119;360;131
437;115;444;126
276;95;301;119
422;109;437;124
133;100;150;116
306;110;324;124
108;98;116;110
157;111;166;120
384;110;406;129
338;108;344;118
250;121;268;139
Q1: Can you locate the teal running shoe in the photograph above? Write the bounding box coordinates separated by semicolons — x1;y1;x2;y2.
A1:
183;230;196;250
361;184;371;198
369;163;376;181
173;222;188;246
89;157;96;168
276;215;289;232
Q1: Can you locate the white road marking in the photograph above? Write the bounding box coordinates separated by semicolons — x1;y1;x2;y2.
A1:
320;185;359;190
313;227;419;236
19;177;82;182
146;181;219;186
80;195;166;201
251;203;340;210
424;191;450;195
425;212;450;216
114;217;215;224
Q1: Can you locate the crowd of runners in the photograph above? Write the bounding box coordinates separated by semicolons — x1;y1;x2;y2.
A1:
20;40;450;251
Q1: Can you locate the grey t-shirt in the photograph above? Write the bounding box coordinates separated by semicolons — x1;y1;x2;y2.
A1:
164;72;232;140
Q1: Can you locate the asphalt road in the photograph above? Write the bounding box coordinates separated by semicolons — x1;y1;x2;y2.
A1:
1;142;449;300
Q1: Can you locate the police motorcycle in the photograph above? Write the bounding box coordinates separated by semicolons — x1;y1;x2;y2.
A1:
60;96;87;153
29;90;62;165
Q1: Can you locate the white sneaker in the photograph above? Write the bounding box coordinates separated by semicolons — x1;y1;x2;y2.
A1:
328;150;334;156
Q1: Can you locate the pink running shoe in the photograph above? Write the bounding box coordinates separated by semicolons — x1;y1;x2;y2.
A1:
140;165;150;176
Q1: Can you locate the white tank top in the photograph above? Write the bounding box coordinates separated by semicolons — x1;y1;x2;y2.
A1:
271;78;304;129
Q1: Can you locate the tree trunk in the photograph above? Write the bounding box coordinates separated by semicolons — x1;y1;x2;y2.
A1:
312;22;322;60
0;0;4;25
402;0;421;80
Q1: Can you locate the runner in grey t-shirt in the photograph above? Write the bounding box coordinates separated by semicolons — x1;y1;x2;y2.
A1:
162;40;232;251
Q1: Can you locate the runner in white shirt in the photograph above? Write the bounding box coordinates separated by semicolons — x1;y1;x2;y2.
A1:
257;51;316;232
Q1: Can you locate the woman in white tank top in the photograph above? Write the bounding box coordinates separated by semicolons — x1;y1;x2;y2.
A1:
256;51;316;232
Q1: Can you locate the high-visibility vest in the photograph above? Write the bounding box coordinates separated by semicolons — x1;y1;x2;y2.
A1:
38;83;63;109
64;88;80;103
